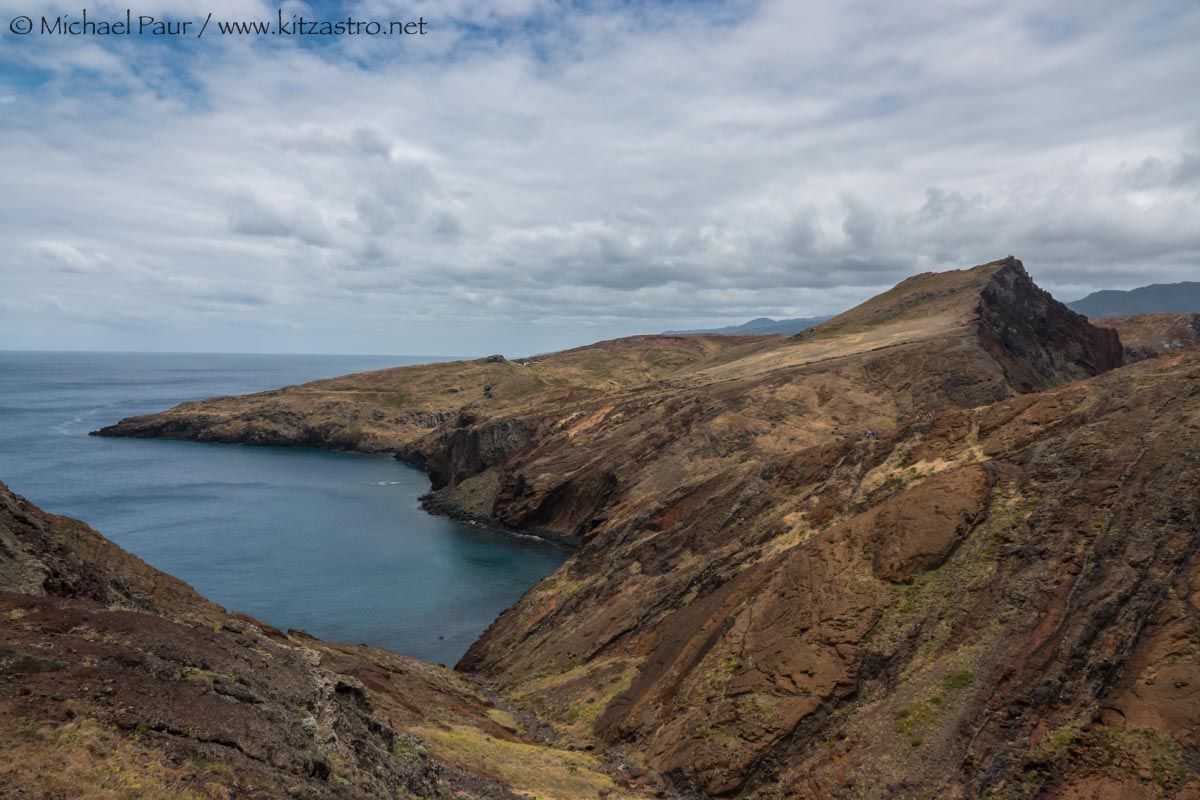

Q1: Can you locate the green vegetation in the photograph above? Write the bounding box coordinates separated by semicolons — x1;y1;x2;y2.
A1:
893;699;941;734
891;668;974;738
739;692;782;725
941;668;974;690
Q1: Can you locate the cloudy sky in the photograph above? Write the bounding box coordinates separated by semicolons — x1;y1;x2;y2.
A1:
1;0;1197;356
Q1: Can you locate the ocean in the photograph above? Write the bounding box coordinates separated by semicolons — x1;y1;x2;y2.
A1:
0;351;567;666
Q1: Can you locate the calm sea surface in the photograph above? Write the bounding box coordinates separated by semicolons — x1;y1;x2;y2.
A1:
0;351;566;665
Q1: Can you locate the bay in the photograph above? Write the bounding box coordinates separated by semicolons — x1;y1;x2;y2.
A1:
0;350;567;665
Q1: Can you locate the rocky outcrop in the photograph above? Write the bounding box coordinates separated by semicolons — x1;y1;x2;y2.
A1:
434;257;1123;548
975;257;1122;389
418;416;536;490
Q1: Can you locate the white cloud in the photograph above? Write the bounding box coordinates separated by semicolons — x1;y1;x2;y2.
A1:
1;0;1198;354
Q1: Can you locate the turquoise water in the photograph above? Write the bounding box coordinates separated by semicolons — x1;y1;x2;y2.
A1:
0;351;567;665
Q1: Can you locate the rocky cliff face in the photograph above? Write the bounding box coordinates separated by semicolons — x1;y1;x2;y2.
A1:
974;258;1123;389
419;416;537;491
82;258;1200;798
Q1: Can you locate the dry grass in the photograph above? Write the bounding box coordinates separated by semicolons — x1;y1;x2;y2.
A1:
1;718;220;800
503;657;641;751
419;723;643;800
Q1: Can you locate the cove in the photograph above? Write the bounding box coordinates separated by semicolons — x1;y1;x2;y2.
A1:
0;351;568;666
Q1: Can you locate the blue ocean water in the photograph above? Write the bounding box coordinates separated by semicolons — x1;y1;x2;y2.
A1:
0;351;566;665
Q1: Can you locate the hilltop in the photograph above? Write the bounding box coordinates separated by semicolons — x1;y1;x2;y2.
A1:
72;257;1200;798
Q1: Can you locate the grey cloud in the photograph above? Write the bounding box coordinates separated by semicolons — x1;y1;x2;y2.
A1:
1121;132;1200;191
1174;155;1200;187
229;202;294;238
915;188;979;224
189;289;274;307
227;196;331;247
430;211;464;241
841;197;878;249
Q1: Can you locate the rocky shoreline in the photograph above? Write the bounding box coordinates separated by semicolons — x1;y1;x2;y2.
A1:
417;489;582;550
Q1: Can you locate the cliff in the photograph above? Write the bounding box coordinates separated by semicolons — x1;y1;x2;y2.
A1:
82;257;1200;798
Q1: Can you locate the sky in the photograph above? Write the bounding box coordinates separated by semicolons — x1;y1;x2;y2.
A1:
0;0;1197;357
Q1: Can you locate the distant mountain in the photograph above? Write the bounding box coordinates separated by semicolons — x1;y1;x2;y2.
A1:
664;315;831;336
1067;282;1200;318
